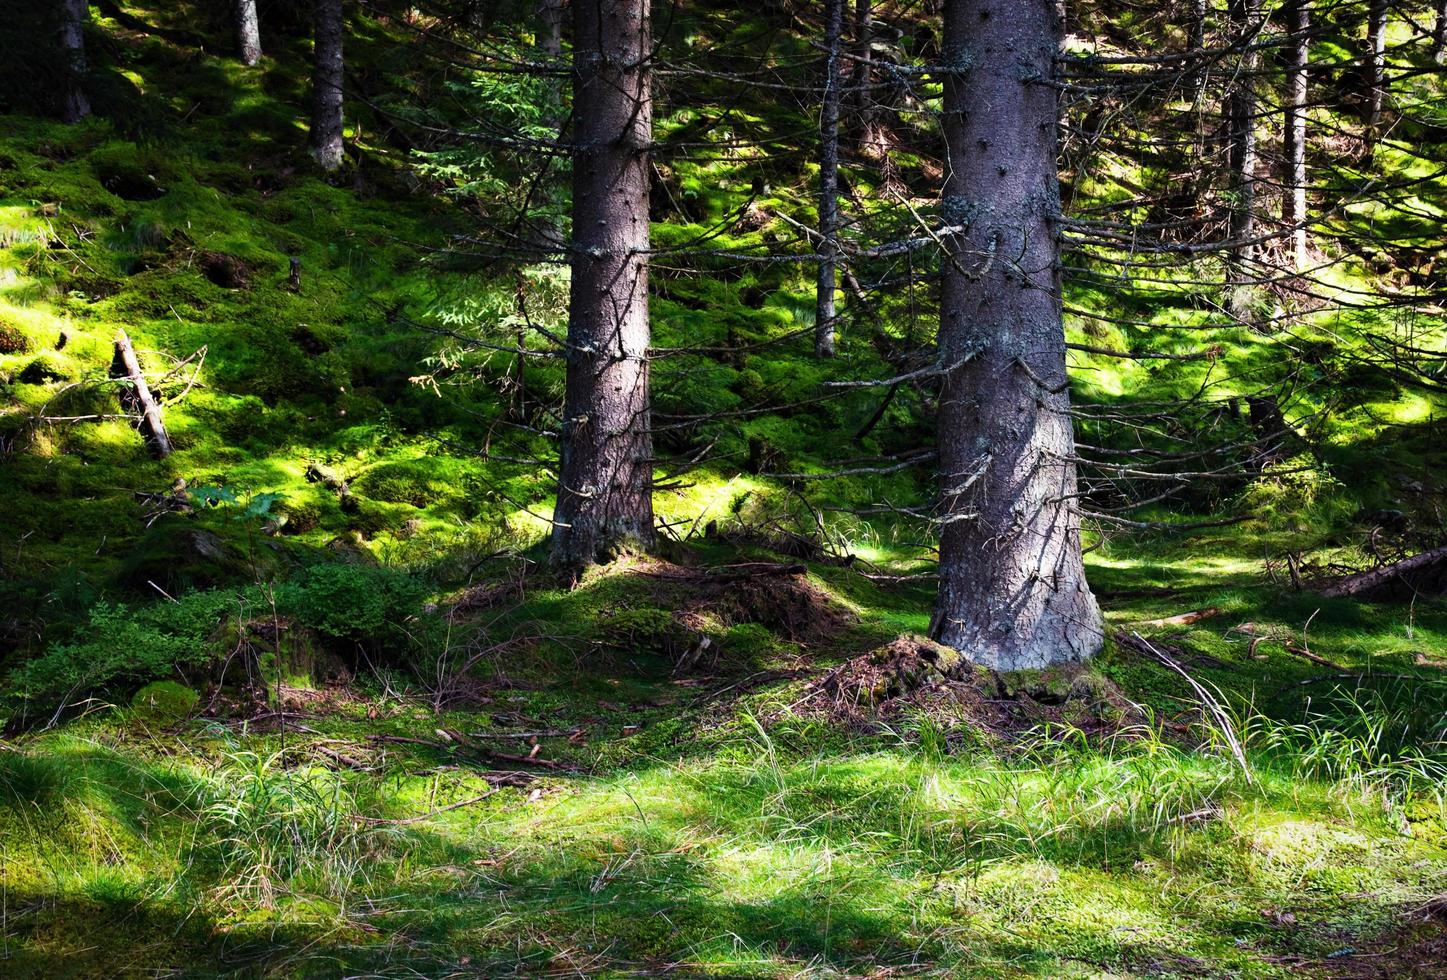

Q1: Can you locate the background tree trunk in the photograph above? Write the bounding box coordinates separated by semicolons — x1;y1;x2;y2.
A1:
551;0;656;569
815;0;844;358
540;0;564;57
848;0;872;128
235;0;262;66
1366;0;1387;132
1434;0;1447;62
59;0;91;123
929;0;1102;670
310;0;345;170
1225;0;1259;272
1282;0;1309;270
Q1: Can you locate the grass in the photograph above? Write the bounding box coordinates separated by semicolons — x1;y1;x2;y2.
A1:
1;665;1443;978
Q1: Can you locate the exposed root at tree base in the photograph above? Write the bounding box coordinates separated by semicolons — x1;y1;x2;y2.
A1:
804;633;1148;741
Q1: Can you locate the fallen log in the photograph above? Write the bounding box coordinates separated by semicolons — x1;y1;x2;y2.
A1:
111;329;173;457
1319;545;1447;599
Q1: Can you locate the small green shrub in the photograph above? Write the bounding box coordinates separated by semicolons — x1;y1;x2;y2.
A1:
278;564;426;645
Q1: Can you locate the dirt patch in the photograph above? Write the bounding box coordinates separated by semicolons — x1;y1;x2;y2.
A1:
198;251;252;289
804;632;1146;740
638;559;854;645
1295;899;1447;978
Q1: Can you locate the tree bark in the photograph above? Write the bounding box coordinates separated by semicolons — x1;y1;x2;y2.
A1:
1434;0;1447;62
929;0;1102;670
1225;0;1259;272
309;0;345;171
815;0;844;358
848;0;872;124
1282;0;1309;270
540;0;564;57
551;0;656;569
235;0;262;66
1366;0;1387;132
59;0;91;123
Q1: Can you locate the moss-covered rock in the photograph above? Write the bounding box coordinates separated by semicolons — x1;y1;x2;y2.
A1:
128;680;199;726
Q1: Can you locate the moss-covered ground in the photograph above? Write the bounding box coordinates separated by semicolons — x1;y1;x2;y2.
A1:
1;1;1445;976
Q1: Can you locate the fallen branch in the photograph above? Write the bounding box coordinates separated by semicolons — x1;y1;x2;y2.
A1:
357;790;500;826
111;329;173;457
1132;607;1222;629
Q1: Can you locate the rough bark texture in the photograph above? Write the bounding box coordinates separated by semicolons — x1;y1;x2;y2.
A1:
235;0;262;66
1225;0;1259;269
815;0;844;358
309;0;345;171
929;0;1102;670
59;0;91;123
848;0;872;124
1366;0;1387;132
1282;0;1309;270
551;0;656;569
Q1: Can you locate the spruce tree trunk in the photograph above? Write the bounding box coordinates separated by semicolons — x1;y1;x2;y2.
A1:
59;0;90;123
1225;0;1259;270
1366;0;1387;132
929;0;1101;670
551;0;656;569
235;0;262;66
1434;0;1447;62
848;0;872;124
540;0;564;57
1283;0;1310;270
309;0;345;171
815;0;844;358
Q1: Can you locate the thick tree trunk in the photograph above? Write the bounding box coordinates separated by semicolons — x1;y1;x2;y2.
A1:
59;0;91;123
309;0;345;171
1225;0;1259;271
235;0;262;66
815;0;844;358
551;0;656;569
1282;0;1309;270
929;0;1101;670
1366;0;1387;132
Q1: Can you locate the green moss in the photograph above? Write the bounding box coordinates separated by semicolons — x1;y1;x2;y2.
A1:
128;680;199;727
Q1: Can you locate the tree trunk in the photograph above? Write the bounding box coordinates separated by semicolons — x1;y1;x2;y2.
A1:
540;0;564;57
848;0;872;123
1282;0;1309;270
1225;0;1259;272
815;0;844;358
59;0;91;123
235;0;262;66
1366;0;1387;132
929;0;1102;670
1434;0;1447;62
551;0;656;569
309;0;345;171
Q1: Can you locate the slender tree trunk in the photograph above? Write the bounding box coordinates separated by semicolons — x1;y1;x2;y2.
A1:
235;0;262;65
1225;0;1259;288
1189;0;1207;52
1434;0;1447;62
815;0;844;358
309;0;345;171
929;0;1101;670
1366;0;1387;132
848;0;872;121
1282;0;1309;270
540;0;564;57
551;0;656;569
59;0;90;123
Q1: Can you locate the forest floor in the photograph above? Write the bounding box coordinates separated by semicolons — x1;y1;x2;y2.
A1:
2;2;1446;977
3;540;1446;979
